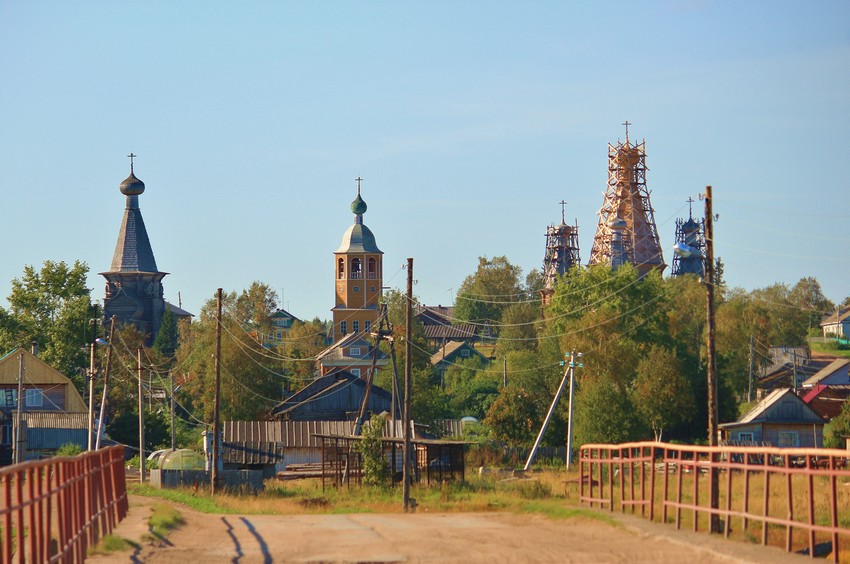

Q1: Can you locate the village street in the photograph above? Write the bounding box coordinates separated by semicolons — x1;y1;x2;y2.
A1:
90;495;809;563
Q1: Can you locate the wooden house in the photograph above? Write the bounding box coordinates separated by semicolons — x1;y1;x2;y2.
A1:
821;309;850;338
271;369;393;421
316;332;388;379
430;340;491;374
719;388;827;448
0;348;88;463
801;358;850;388
416;305;479;349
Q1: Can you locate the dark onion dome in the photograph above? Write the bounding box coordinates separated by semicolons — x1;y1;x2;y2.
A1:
351;192;367;215
120;171;145;196
608;217;627;230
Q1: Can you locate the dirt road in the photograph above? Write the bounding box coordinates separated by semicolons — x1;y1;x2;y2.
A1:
92;495;806;563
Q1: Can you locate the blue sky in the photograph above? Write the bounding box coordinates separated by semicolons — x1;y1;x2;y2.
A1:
1;1;848;321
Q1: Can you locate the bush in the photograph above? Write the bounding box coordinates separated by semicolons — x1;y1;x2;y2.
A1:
55;443;84;457
354;414;390;487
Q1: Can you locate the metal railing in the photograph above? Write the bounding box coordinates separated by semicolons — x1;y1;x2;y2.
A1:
0;446;128;563
579;442;850;562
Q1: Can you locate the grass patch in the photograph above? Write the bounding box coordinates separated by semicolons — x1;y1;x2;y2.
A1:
129;483;233;513
88;534;139;556
148;503;184;538
518;501;619;524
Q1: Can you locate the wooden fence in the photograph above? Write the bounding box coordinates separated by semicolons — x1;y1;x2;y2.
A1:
579;442;850;562
0;446;128;563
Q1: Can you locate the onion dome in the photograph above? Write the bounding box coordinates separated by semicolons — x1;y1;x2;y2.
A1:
351;192;367;215
120;170;145;196
608;217;627;231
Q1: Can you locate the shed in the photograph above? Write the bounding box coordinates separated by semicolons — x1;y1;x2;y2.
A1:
271;370;393;421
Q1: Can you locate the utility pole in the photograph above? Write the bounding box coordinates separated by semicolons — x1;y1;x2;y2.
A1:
96;317;116;450
15;352;24;464
403;258;413;512
503;358;507;387
138;348;146;482
88;304;98;451
704;185;720;533
748;336;754;403
170;370;176;451
566;352;580;469
212;288;223;495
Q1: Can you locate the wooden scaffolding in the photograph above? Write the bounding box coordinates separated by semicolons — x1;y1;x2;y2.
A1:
588;124;666;275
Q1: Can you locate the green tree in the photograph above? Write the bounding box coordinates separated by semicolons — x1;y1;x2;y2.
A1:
789;277;833;331
278;318;329;385
495;301;540;354
454;256;524;333
175;288;284;422
573;372;647;447
443;357;500;419
0;260;93;387
632;346;695;441
152;308;179;360
824;401;850;449
355;414;390;486
484;384;540;446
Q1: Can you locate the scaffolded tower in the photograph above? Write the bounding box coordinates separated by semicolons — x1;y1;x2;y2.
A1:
588;123;666;275
541;201;580;306
671;198;705;277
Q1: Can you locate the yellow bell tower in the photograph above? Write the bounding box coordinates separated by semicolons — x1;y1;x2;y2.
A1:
332;178;383;338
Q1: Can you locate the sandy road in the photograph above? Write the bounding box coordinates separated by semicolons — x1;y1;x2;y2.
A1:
91;495;806;563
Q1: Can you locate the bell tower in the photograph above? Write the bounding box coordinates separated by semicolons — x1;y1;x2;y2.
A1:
332;178;383;338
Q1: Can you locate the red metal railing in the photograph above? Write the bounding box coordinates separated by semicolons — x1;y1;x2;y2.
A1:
0;446;128;563
579;442;850;562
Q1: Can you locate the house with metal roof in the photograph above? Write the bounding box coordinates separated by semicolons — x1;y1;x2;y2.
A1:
719;388;827;448
820;308;850;338
0;348;88;463
431;340;491;374
271;369;393;422
415;305;479;348
801;358;850;387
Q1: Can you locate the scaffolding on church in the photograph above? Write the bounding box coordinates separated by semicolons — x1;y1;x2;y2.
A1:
541;201;580;306
588;124;666;275
671;198;706;278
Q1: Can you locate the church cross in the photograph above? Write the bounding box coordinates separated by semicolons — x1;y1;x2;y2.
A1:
127;152;137;172
355;176;363;195
559;200;568;223
622;121;631;142
687;196;695;218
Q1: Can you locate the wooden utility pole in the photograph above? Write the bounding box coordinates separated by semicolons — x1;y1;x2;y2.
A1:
87;305;98;451
704;185;720;532
138;348;146;482
15;352;24;464
748;336;755;403
212;288;223;494
95;317;116;450
403;258;413;512
170;370;176;451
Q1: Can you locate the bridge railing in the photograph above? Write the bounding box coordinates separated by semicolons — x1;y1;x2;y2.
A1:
0;445;128;563
579;442;850;562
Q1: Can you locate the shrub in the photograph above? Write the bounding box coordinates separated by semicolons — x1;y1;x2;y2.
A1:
55;443;83;457
354;414;390;487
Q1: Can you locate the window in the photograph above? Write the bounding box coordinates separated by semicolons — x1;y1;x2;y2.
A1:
351;258;362;279
738;432;754;443
276;331;283;339
338;258;345;280
460;348;471;358
340;321;347;335
350;347;361;356
368;257;377;279
351;369;361;378
2;389;17;408
353;320;360;332
778;431;799;447
364;320;371;332
25;388;44;408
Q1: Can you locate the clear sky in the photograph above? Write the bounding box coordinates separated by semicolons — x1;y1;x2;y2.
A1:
1;1;848;321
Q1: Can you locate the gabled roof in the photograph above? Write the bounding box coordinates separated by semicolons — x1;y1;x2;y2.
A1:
801;358;850;387
723;388;826;427
166;301;194;318
316;332;387;365
271;370;393;420
430;340;490;367
0;349;87;412
821;309;850;326
271;308;298;321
